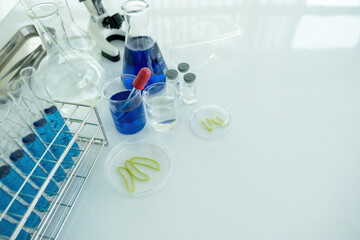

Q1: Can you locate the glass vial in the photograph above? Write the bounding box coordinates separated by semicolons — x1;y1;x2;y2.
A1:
166;69;179;98
177;62;190;93
182;73;197;104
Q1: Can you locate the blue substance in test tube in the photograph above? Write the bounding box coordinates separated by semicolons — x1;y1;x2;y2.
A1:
22;133;66;182
10;149;58;196
0;188;40;228
44;105;80;157
0;218;30;240
0;165;49;212
33;118;74;169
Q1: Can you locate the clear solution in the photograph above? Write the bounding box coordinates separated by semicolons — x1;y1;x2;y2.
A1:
147;96;177;131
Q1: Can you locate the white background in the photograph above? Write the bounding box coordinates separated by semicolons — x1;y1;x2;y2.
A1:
1;0;360;239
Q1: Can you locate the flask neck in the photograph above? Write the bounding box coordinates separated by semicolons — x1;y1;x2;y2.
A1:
122;0;153;40
55;0;76;25
27;3;73;56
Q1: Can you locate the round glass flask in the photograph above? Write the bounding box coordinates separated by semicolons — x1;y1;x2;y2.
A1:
121;0;168;89
20;0;101;58
27;3;105;113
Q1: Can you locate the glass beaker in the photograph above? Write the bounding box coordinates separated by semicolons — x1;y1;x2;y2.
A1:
142;82;177;131
27;3;105;113
20;0;101;58
121;0;167;89
102;75;146;135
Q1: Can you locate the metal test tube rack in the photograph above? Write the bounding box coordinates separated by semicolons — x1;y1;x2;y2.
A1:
0;100;108;240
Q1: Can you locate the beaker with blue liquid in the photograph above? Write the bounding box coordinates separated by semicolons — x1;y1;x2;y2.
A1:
121;0;167;89
102;74;146;135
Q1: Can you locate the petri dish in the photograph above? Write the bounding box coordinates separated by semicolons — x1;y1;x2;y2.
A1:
190;105;231;140
104;138;172;197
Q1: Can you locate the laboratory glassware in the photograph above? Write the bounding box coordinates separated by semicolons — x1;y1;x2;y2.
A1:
0;132;59;196
190;105;231;140
0;103;67;182
0;160;50;212
6;78;74;169
0;187;41;228
182;73;197;104
27;3;105;113
165;69;180;98
20;67;80;158
0;217;30;240
102;75;146;135
121;0;167;89
20;0;101;58
142;83;177;131
177;62;189;97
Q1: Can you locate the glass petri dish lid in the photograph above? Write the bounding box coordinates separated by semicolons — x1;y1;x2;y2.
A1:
104;138;172;197
167;18;244;70
190;105;231;140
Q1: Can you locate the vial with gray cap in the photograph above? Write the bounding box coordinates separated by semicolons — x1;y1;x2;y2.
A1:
182;73;196;104
166;69;180;98
178;62;190;94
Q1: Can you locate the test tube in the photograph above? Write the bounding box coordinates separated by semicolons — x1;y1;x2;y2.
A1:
0;217;30;240
22;132;67;182
6;78;74;169
20;67;80;158
0;131;59;196
0;103;67;182
0;187;41;228
0;160;50;212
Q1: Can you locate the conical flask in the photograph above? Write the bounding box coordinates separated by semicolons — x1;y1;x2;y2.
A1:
27;3;105;113
20;0;101;58
121;0;167;89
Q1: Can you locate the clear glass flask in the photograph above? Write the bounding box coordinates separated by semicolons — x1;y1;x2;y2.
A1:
121;0;167;89
20;0;101;58
27;3;105;113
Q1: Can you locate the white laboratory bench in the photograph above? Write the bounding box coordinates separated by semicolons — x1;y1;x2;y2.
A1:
1;0;360;239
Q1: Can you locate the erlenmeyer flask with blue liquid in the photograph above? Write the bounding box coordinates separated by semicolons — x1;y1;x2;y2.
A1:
121;0;167;89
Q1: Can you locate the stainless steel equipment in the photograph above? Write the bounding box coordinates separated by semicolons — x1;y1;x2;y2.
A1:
0;26;108;240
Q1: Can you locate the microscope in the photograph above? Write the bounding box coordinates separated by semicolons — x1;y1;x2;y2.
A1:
80;0;125;62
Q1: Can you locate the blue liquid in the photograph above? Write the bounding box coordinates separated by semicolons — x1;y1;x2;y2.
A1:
0;188;40;228
0;165;49;212
122;36;167;89
23;133;66;182
34;118;74;169
0;218;30;240
10;149;58;196
110;91;146;135
45;105;80;157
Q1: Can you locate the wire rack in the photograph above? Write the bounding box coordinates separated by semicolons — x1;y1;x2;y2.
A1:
0;100;108;240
